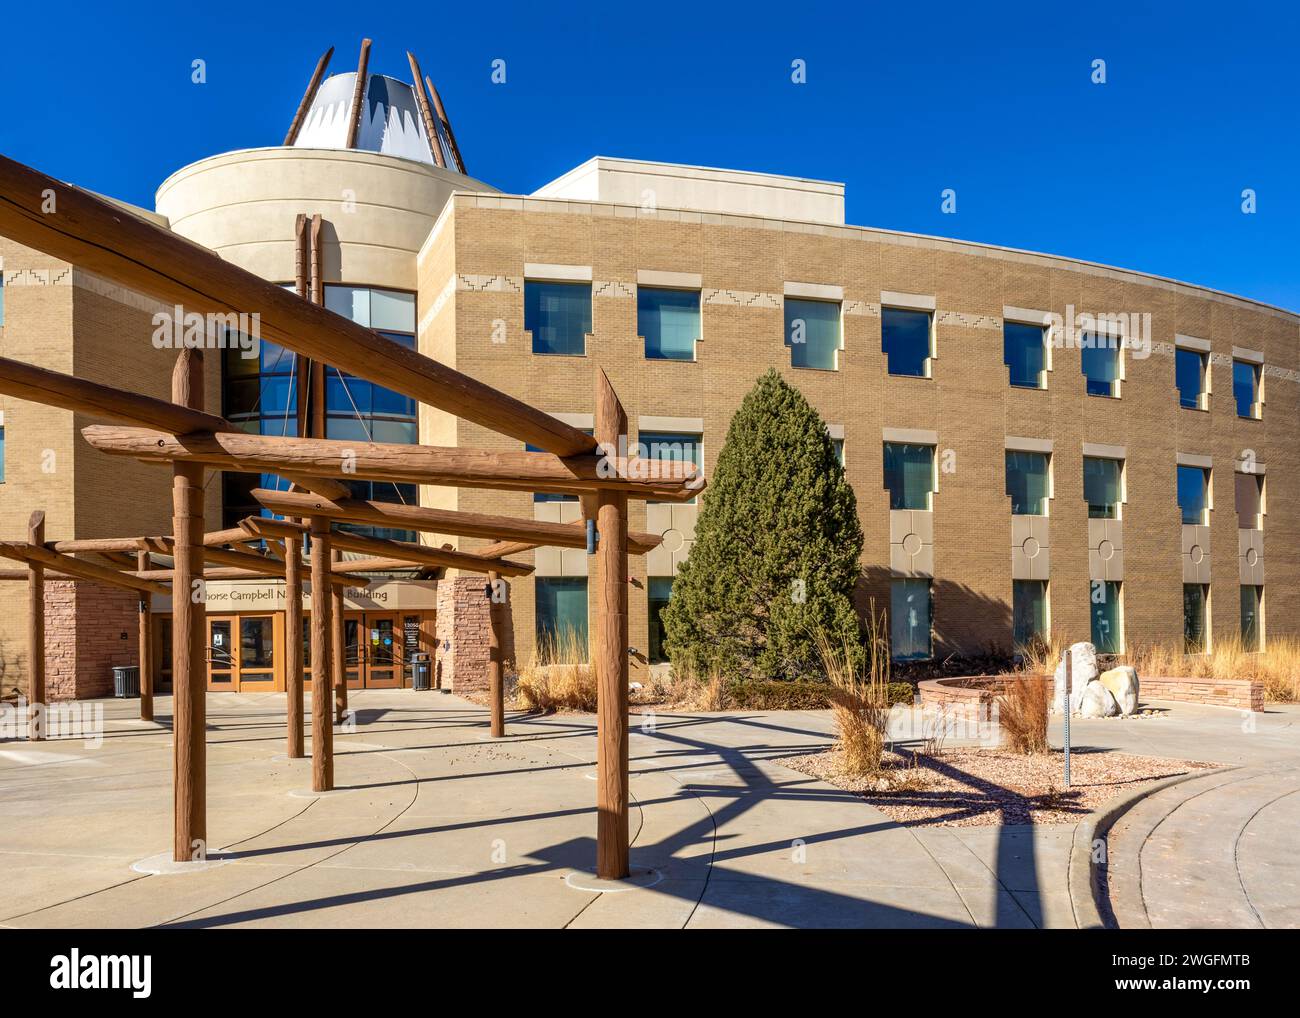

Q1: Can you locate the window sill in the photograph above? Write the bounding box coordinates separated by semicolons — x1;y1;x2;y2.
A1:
532;351;588;358
1009;383;1048;392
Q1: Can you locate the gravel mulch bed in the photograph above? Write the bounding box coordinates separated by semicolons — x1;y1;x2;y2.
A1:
781;747;1215;827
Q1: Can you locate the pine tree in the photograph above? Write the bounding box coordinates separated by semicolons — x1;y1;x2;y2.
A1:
662;369;864;680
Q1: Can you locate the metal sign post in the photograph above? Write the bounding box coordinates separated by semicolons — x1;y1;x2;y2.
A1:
1063;653;1072;788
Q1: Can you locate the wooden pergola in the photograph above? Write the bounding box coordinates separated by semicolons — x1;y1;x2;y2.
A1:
0;154;702;878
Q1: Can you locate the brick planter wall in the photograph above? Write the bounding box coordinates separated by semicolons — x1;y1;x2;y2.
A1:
919;672;1265;714
1141;676;1264;712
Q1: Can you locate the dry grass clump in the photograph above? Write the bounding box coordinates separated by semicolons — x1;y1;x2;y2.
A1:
1123;635;1300;703
996;676;1050;754
815;610;892;778
512;628;596;713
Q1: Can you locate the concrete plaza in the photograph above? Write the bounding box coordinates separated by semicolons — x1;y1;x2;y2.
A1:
0;691;1296;928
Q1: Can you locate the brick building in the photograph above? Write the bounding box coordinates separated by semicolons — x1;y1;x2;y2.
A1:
1;61;1296;700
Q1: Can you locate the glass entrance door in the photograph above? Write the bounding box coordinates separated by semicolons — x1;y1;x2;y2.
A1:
364;615;400;688
208;618;235;690
344;618;363;689
206;614;278;691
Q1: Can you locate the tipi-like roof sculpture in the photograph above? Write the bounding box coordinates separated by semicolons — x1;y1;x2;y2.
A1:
283;40;467;173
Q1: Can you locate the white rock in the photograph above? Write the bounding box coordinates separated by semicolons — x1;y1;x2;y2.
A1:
1099;665;1139;715
1052;642;1098;713
1078;681;1120;718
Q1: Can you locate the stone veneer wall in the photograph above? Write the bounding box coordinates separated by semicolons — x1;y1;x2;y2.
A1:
43;579;140;700
435;576;493;693
1140;675;1264;712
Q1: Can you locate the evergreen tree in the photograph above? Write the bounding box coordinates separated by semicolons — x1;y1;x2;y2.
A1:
662;369;864;680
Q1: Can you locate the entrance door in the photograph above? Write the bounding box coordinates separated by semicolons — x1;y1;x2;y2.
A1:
362;614;401;688
208;618;235;690
206;614;279;691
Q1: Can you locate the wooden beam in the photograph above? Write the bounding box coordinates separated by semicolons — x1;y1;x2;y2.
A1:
81;427;700;500
309;518;334;792
0;542;170;596
284;46;334;145
594;368;630;880
488;571;505;738
284;526;304;759
344;39;372;150
137;549;153;723
48;537;155;553
131;565;368;587
425;77;467;174
406;53;446;168
328;556;424;573
171;350;206;863
326;528;532;577
247;489;663;555
0;355;231;434
0;154;597;456
0;569;74;581
0;357;346;498
28;511;45;741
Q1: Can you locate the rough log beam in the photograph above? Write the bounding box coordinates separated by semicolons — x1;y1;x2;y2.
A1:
81;427;701;501
344;39;372;151
247;489;662;555
0;542;170;596
407;52;446;168
326;529;532;577
0;154;596;456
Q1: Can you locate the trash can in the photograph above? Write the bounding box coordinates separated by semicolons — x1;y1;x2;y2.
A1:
112;665;140;699
410;652;431;691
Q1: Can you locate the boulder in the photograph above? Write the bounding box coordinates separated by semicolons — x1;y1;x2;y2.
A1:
1052;642;1098;713
1078;681;1120;718
1099;665;1140;715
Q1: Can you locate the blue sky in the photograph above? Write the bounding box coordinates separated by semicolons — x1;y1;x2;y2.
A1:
3;1;1297;309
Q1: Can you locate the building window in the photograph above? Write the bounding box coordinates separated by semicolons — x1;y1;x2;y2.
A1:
320;285;419;541
1233;359;1261;419
535;577;589;655
648;577;673;663
0;425;5;484
1175;347;1208;410
883;442;935;510
1013;580;1048;649
1177;465;1210;525
639;287;699;361
784;298;841;371
1090;579;1122;654
1006;450;1050;515
1004;321;1047;389
890;579;932;661
1083;456;1123;519
832;438;845;467
641;431;702;504
1081;332;1121;397
881;307;932;377
526;281;591;356
1235;472;1264;530
1183;583;1209;653
1241;585;1263;651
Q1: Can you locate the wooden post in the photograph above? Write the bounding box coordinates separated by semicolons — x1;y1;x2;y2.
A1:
309;518;334;791
284;527;304;758
331;547;346;725
136;548;153;723
487;569;505;738
171;350;207;862
406;53;447;168
344;39;372;150
283;47;334;146
27;511;45;741
594;369;630;879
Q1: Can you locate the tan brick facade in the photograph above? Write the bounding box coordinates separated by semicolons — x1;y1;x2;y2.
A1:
419;193;1300;678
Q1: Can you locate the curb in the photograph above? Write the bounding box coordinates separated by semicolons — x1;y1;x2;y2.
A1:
1067;765;1239;930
